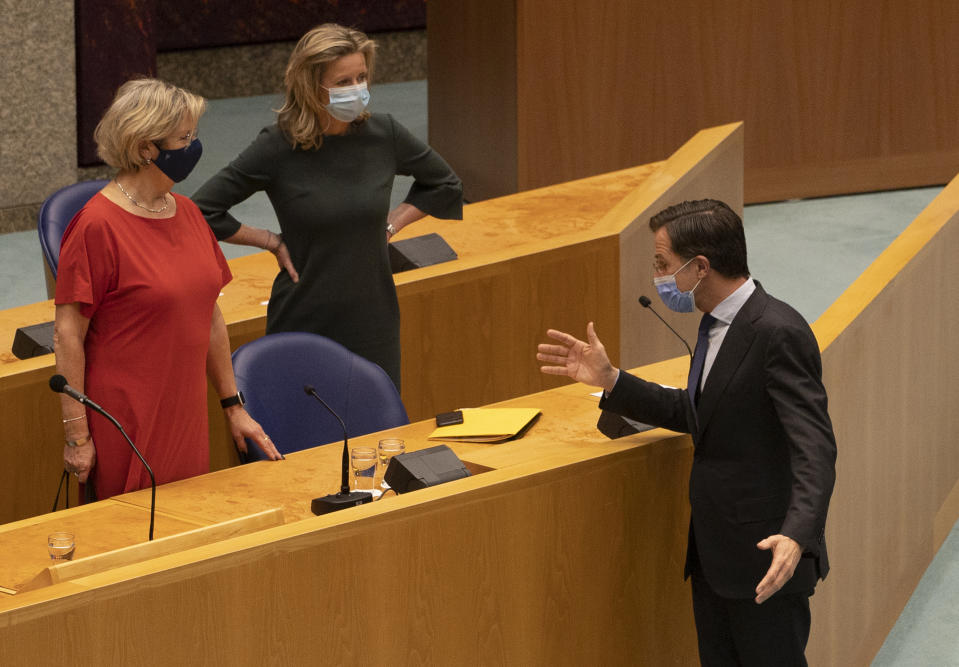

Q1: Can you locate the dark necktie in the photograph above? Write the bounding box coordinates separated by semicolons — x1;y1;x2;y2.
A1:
687;313;716;406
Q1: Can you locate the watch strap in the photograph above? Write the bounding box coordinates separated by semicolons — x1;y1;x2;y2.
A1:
220;391;245;409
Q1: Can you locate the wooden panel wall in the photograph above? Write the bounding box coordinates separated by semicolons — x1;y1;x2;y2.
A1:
807;176;959;665
394;122;742;415
607;124;745;369
427;0;517;202
431;0;959;203
0;363;63;521
398;237;619;419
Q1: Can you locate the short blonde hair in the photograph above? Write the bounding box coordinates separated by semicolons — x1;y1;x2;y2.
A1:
277;23;377;150
94;78;206;172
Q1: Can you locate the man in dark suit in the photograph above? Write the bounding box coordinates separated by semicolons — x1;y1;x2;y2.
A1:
537;199;836;666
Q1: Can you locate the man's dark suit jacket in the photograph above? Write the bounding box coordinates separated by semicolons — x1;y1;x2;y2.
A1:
600;282;837;599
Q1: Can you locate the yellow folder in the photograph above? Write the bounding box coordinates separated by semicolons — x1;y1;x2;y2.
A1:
428;408;541;443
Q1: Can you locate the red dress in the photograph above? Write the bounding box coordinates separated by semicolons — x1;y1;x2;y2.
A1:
55;192;232;500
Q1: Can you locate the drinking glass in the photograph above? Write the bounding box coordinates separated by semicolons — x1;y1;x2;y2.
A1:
377;438;406;490
47;531;76;561
350;447;378;495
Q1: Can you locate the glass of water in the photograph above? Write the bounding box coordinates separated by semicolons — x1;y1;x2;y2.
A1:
350;447;378;496
47;531;76;561
377;438;406;490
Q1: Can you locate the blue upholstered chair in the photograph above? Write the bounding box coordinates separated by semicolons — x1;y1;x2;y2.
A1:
231;332;409;462
38;179;109;280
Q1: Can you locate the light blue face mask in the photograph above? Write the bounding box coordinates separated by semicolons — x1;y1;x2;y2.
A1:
653;257;702;313
324;82;371;122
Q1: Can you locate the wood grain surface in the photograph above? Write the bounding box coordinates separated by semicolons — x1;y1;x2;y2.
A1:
429;0;959;202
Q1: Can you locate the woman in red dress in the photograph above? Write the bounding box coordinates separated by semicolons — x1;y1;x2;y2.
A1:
55;79;282;501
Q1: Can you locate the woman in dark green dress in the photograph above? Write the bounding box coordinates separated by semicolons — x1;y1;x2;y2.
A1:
193;24;463;391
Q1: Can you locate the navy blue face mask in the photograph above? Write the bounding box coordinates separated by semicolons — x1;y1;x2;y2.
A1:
152;138;203;182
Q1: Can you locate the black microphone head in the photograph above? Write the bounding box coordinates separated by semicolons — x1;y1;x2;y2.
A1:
49;374;68;393
303;385;315;395
638;295;652;308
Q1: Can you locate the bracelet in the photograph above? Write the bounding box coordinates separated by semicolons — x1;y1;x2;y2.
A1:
62;415;86;424
386;223;396;238
65;435;91;448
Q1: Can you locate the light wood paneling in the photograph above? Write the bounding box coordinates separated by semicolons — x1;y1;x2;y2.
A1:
397;237;620;418
431;0;959;202
605;122;745;368
805;174;959;665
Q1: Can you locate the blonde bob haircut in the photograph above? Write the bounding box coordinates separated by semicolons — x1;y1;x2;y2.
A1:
94;78;206;172
277;23;377;150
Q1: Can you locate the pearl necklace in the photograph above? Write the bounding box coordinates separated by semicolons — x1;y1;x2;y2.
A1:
115;179;169;214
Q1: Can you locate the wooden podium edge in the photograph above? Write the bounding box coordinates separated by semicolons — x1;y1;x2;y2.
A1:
18;507;284;593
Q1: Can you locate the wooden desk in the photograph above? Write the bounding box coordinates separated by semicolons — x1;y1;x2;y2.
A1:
0;358;698;665
0;122;743;525
112;380;658;526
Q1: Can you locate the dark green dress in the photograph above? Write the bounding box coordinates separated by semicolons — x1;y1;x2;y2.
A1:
193;114;463;391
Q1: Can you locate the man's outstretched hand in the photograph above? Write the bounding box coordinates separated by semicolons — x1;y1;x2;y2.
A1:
537;322;619;392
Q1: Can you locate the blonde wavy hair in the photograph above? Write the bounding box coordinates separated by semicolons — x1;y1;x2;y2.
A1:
277;23;377;150
94;78;206;172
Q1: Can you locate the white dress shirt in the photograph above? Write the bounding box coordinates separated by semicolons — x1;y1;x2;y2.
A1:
697;277;756;392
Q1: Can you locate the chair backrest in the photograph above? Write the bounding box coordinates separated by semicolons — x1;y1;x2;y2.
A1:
38;180;109;278
232;332;409;462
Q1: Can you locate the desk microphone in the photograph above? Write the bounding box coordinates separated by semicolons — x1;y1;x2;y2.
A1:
304;385;373;515
638;295;692;358
49;374;156;540
597;297;694;440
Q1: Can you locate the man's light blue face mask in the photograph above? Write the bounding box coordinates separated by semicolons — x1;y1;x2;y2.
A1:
653;257;701;313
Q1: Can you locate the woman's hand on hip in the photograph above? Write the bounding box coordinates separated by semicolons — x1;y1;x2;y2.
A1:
273;239;299;283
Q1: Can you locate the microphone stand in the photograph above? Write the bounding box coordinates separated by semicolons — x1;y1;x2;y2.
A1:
50;375;156;540
304;385;373;515
639;296;692;358
637;295;701;428
99;410;156;541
